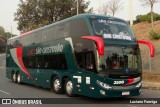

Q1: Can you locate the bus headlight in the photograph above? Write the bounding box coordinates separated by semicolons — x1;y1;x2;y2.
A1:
97;80;112;89
135;82;142;88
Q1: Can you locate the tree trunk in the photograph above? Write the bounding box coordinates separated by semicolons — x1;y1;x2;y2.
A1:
151;4;154;29
113;12;115;17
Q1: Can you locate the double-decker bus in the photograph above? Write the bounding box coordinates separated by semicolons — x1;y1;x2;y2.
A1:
6;14;154;98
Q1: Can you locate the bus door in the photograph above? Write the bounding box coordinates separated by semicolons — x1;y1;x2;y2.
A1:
75;51;95;93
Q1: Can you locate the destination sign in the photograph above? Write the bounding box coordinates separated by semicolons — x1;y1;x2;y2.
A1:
103;34;132;41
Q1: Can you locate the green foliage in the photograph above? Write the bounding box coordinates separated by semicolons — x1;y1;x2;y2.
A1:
150;30;160;40
14;0;93;33
134;12;160;24
0;26;16;37
0;35;6;53
0;26;7;53
0;26;5;36
0;25;16;53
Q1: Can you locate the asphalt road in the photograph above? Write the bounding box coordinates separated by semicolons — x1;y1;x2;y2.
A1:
0;67;160;107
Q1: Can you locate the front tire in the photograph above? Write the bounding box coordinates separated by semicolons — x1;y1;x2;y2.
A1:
65;78;74;97
17;72;21;84
51;77;63;94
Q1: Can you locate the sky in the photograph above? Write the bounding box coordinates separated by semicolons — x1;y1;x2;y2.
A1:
0;0;159;35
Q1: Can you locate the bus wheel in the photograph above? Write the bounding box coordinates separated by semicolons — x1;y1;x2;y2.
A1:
65;78;74;97
52;77;63;94
12;73;17;83
17;72;21;84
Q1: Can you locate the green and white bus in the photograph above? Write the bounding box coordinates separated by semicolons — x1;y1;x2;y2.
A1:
6;14;154;98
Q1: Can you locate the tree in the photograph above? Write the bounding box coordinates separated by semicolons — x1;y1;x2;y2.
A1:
100;4;109;16
140;0;160;28
0;27;7;52
108;0;123;17
0;26;5;36
14;0;92;33
0;25;17;39
0;35;6;53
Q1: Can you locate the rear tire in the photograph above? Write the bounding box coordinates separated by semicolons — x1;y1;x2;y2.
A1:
51;77;64;94
17;72;21;84
65;78;74;97
12;72;17;83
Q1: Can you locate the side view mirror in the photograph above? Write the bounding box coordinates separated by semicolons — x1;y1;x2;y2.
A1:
137;40;155;57
82;36;104;55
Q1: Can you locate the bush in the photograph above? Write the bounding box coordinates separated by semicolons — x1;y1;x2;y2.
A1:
134;12;160;24
150;30;160;40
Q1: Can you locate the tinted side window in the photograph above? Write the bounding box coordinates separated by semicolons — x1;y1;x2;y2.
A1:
45;54;68;70
23;54;68;70
42;27;54;42
32;31;42;44
22;35;31;46
75;51;95;71
70;19;89;39
70;19;93;52
18;37;23;46
10;39;14;48
54;22;70;40
23;56;36;68
13;39;19;48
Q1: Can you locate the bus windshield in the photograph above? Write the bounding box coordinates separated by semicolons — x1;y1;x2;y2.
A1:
91;18;135;41
98;46;141;73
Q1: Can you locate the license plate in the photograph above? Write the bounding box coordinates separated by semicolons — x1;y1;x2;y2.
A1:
122;91;130;96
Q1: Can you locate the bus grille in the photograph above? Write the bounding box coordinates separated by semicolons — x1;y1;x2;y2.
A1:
112;84;137;90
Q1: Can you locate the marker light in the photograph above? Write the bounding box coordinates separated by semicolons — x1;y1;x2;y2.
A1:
135;82;142;88
100;90;105;95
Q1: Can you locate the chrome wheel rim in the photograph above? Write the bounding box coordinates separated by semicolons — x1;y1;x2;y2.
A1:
17;74;21;83
66;80;73;94
13;74;16;82
54;79;60;91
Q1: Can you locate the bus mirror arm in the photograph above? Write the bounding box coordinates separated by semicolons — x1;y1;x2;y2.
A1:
82;36;104;55
137;40;155;57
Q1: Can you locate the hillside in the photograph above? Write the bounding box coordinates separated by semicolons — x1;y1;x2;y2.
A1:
132;21;160;74
132;21;160;45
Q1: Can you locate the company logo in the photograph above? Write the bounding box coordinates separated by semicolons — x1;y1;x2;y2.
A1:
1;99;42;105
36;44;63;54
2;99;11;104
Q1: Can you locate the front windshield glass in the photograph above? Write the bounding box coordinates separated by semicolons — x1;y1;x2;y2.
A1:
92;18;135;41
98;46;141;72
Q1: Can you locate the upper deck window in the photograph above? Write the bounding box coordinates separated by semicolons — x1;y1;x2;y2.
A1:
91;18;135;41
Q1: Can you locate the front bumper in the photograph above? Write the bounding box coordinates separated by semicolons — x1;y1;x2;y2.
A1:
93;86;141;98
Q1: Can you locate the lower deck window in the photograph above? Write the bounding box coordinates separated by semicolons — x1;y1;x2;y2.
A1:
23;54;68;70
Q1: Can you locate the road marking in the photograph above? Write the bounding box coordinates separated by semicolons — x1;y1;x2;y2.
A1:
0;90;10;95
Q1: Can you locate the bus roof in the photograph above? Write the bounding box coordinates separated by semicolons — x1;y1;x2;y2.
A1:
8;14;126;40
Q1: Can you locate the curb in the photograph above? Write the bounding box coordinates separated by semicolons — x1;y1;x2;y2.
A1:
142;86;160;91
142;82;160;91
